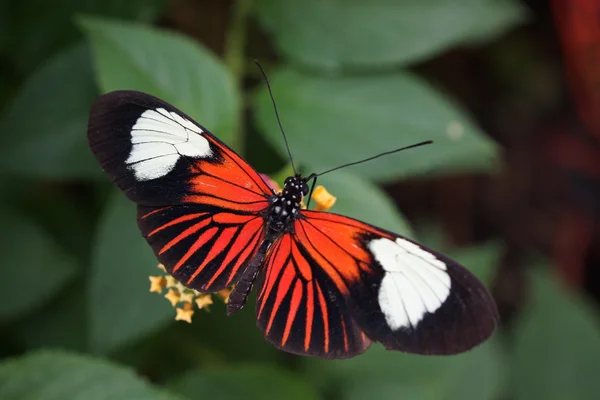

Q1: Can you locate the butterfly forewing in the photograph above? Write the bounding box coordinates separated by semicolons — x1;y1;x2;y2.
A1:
87;90;273;208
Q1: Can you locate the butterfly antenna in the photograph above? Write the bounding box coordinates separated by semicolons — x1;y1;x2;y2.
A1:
255;60;297;175
315;140;433;177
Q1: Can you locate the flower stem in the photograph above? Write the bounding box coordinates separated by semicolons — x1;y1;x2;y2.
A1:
224;0;253;154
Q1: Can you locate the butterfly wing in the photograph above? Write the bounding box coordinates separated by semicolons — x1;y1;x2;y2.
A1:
88;90;273;291
256;210;497;358
256;233;372;358
88;90;273;210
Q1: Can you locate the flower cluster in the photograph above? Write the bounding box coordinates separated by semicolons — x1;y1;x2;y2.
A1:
148;264;232;323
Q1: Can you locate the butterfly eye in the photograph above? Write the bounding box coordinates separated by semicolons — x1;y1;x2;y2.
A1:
284;177;292;186
301;182;309;196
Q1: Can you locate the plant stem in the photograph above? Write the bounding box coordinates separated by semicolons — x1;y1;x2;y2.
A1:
224;0;253;154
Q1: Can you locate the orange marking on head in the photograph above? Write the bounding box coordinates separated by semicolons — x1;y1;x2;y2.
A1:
190;227;239;286
315;283;330;354
304;282;314;351
148;213;207;237
266;263;295;334
170;226;218;272
291;241;312;281
282;280;303;346
158;218;211;255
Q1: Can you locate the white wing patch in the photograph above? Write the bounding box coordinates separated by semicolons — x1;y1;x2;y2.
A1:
126;108;212;181
368;237;451;330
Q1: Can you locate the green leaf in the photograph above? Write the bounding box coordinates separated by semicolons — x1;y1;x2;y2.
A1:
254;68;498;182
316;171;413;237
13;284;87;352
79;16;239;146
169;365;319;400
181;299;280;363
0;209;78;322
89;191;173;353
446;241;502;285
0;350;182;399
7;0;165;73
0;43;101;179
305;339;504;400
513;268;600;400
254;0;528;70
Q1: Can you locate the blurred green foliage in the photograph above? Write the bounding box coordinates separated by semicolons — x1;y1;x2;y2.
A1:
1;1;599;399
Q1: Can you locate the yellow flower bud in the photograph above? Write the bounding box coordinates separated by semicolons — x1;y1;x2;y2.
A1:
312;185;337;211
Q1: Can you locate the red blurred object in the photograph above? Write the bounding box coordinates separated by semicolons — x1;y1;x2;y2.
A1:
550;0;600;290
553;0;600;139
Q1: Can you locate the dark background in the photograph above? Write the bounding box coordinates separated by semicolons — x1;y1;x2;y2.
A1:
1;0;600;399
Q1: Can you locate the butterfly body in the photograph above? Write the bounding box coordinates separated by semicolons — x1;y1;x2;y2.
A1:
264;175;307;233
88;90;498;359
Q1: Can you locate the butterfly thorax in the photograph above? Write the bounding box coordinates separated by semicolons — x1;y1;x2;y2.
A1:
266;175;308;233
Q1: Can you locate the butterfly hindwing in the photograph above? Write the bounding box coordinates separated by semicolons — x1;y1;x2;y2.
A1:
256;234;372;358
138;205;265;292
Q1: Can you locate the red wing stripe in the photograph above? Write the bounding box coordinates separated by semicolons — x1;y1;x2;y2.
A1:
258;239;284;304
291;241;312;281
188;226;239;285
340;318;349;352
295;222;349;294
302;220;360;281
158;218;212;255
203;135;272;195
282;279;303;346
201;169;270;198
302;217;373;264
148;212;207;237
315;283;330;354
301;210;383;234
171;226;219;272
140;206;172;219
218;218;262;282
304;282;314;351
188;175;266;204
225;227;263;284
212;213;256;224
266;263;295;334
183;195;267;212
258;236;290;317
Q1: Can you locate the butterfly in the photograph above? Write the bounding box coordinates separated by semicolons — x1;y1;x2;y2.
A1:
87;89;498;359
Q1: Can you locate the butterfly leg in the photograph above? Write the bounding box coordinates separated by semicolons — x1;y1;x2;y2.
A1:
227;239;273;315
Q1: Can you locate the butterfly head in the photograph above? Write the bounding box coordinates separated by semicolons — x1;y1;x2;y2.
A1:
283;175;309;198
267;175;308;232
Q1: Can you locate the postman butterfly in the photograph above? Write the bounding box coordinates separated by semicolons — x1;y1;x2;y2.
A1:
87;88;498;359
